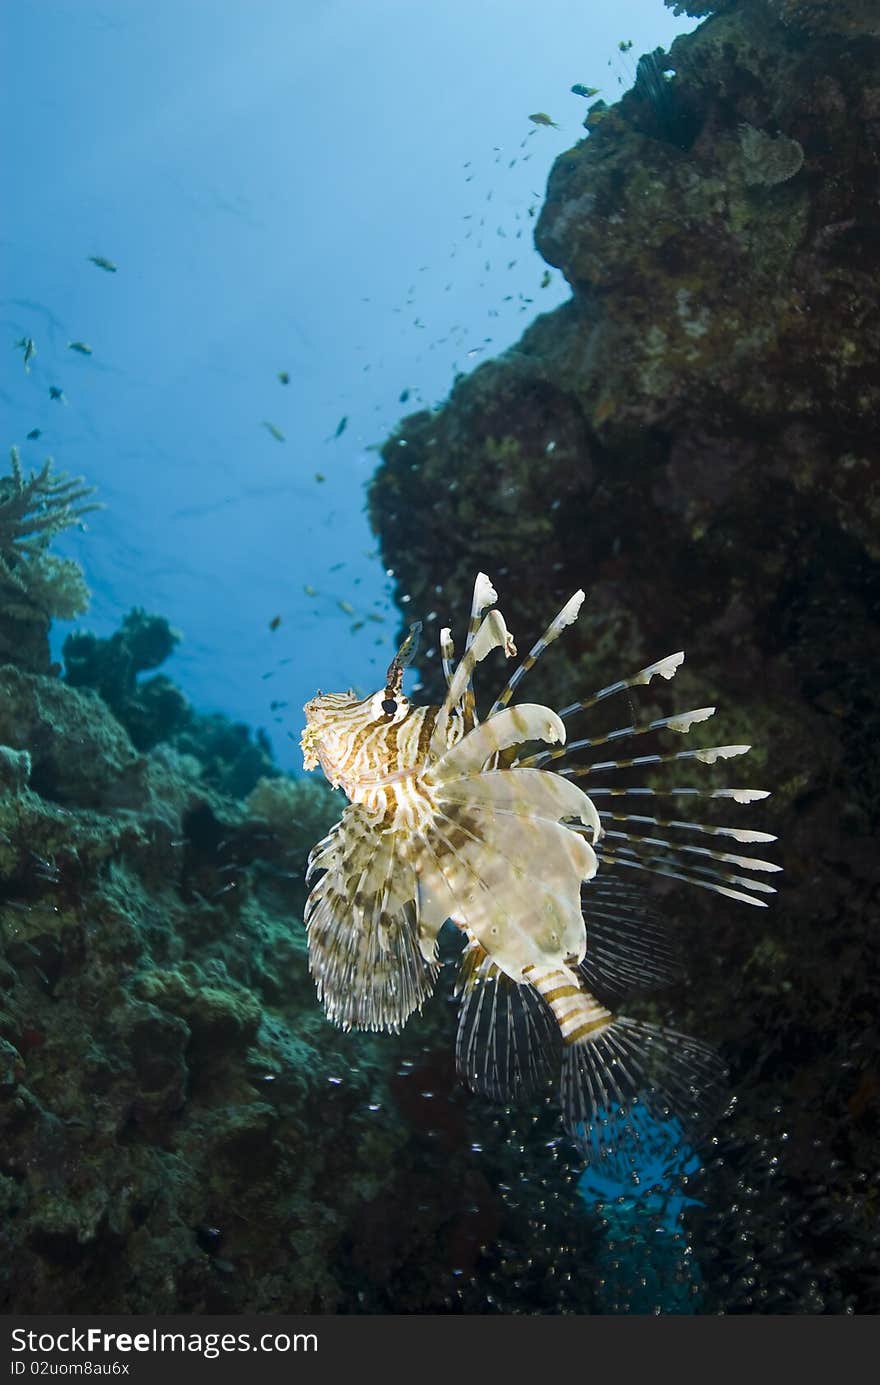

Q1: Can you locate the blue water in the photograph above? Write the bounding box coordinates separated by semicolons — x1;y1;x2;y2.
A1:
1;0;693;769
576;1109;705;1312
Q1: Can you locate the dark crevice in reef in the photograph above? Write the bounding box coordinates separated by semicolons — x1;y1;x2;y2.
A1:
367;0;880;1313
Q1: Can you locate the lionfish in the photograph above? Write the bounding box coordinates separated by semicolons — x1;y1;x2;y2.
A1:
301;574;778;1167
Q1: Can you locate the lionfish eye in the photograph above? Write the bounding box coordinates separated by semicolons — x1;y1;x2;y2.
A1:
381;698;398;716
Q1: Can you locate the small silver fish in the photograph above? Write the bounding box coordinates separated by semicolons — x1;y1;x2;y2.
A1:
67;341;93;356
528;112;560;129
15;337;36;372
301;575;779;1167
87;255;117;272
263;421;285;442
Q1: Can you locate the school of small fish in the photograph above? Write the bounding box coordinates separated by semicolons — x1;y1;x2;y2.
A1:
301;574;779;1168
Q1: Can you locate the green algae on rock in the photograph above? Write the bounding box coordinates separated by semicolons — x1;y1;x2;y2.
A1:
63;607;278;796
0;466;609;1312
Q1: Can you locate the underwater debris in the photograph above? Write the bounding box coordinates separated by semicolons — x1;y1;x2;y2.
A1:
301;574;778;1170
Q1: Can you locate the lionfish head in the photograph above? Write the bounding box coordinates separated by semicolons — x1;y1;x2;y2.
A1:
302;689;361;780
300;624;423;786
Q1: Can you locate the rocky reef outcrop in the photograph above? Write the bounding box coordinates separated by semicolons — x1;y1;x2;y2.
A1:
0;460;611;1312
0;653;610;1312
369;0;880;1312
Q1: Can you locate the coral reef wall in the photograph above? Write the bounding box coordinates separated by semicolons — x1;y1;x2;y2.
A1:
0;658;605;1312
0;531;608;1312
369;0;880;1311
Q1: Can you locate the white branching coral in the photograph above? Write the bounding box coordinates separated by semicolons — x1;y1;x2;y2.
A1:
0;448;99;622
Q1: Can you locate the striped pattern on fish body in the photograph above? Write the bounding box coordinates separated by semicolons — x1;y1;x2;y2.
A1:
300;572;779;1167
301;690;449;807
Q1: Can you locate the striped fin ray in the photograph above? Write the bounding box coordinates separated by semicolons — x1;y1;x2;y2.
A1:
556;650;685;721
595;840;777;907
461;572;500;731
597;826;780;878
597;808;776;844
515;705;718;770
553;743;753;777
304;802;439;1032
431;607;517;756
587;785;770;804
439;626;456;690
559;1014;727;1175
487;589;585;716
454;940;561;1102
464;573;499;652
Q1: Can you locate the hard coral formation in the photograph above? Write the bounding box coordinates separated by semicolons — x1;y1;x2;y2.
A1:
0;496;606;1316
0;660;609;1311
0;449;97;673
64;608;277;797
369;0;880;1312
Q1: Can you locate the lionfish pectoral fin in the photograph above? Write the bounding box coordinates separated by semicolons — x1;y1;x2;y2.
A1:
305;810;438;1033
417;917;444;964
434;761;602;847
415;791;594;979
430;703;566;777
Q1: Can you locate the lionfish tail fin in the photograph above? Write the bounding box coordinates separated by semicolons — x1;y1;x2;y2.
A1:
560;1014;727;1175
